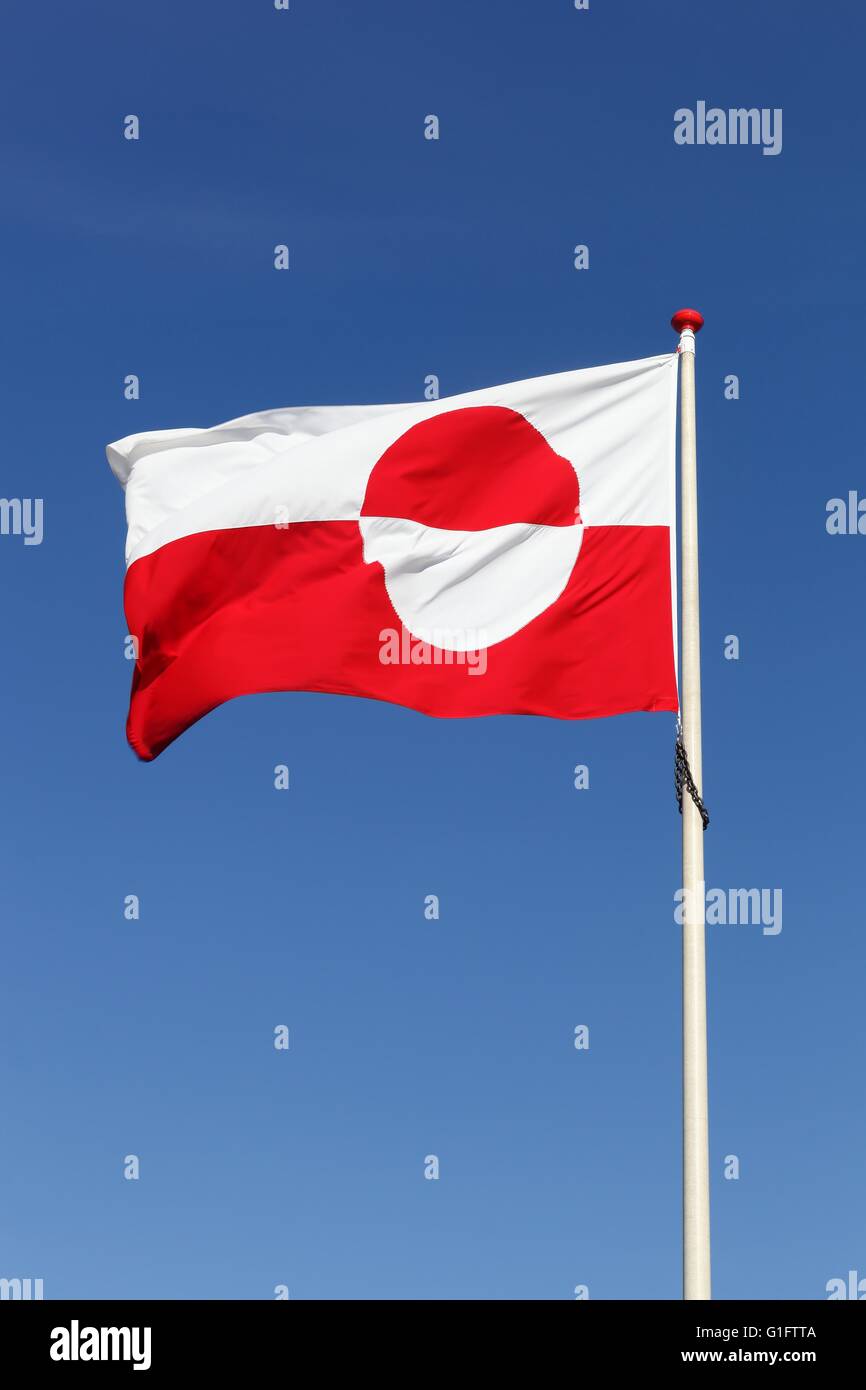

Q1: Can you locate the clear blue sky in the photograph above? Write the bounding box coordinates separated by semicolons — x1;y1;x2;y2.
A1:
2;0;863;1300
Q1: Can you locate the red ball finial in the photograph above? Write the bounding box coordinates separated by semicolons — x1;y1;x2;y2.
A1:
671;308;704;335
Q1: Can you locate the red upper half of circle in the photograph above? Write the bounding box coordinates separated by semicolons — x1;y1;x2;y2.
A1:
360;406;581;530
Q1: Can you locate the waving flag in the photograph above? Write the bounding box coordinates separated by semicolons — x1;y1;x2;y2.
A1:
107;353;678;760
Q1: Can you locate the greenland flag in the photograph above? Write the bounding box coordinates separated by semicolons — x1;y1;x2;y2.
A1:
108;354;679;760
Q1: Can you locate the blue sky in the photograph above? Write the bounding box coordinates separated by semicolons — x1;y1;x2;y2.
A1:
1;0;864;1299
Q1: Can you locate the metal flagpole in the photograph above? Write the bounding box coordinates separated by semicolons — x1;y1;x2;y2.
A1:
671;307;711;1300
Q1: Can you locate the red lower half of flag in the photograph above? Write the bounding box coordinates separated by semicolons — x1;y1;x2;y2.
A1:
123;522;677;760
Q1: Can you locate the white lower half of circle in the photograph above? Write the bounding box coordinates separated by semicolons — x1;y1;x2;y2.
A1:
359;516;584;650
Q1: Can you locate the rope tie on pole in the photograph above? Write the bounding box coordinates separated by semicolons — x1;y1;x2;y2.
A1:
675;718;709;830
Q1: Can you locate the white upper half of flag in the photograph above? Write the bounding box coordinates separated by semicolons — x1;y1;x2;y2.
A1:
107;354;678;568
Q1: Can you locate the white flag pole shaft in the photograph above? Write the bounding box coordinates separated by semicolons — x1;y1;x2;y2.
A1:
672;307;711;1300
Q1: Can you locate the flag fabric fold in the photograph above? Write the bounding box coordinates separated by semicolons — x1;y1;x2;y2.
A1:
108;354;679;759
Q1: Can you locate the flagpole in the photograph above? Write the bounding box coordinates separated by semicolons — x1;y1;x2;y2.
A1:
671;307;711;1300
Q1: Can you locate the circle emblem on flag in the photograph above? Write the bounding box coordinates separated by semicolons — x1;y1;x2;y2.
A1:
359;406;583;649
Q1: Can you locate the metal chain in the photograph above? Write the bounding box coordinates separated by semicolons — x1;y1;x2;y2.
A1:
675;721;709;830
